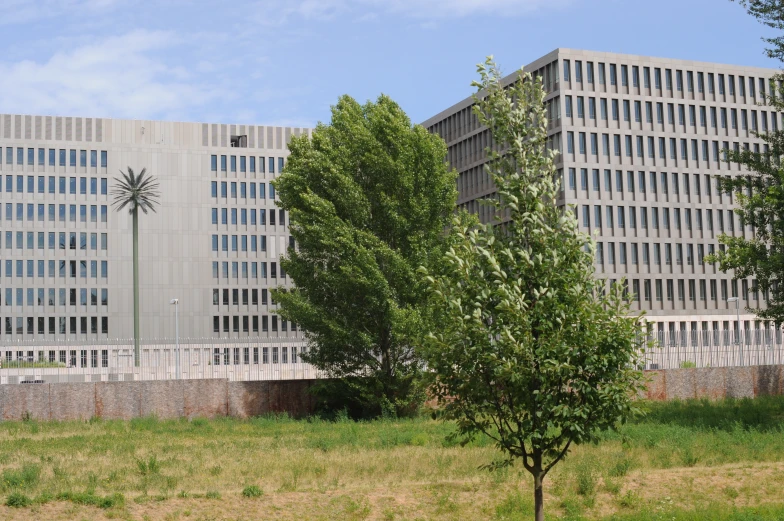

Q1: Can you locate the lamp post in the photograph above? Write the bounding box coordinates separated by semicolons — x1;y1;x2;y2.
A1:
728;297;742;365
170;298;180;379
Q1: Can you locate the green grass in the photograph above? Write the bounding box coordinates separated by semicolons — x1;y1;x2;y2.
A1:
0;397;782;520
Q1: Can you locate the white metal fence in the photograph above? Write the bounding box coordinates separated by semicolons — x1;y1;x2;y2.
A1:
3;329;784;384
0;338;322;384
644;329;784;370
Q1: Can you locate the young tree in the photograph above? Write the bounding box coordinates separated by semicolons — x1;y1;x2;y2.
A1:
272;94;457;417
420;58;647;521
707;1;784;322
112;167;160;366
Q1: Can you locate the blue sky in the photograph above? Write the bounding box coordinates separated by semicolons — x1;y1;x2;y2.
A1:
0;0;778;128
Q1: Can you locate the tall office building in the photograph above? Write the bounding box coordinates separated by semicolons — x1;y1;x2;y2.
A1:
423;49;779;335
0;115;308;353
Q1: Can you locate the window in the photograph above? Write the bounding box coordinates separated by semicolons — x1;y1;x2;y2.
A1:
101;151;107;167
211;155;217;171
563;60;571;82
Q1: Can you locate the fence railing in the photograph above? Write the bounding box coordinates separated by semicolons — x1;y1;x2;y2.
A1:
0;338;322;384
643;329;784;370
2;329;784;384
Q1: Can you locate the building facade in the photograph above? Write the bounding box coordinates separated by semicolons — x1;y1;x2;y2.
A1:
0;115;308;354
423;49;780;336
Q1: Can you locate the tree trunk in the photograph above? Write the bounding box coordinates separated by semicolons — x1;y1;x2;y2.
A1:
534;472;544;521
133;209;140;367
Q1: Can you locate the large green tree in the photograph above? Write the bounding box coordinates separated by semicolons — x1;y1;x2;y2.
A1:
707;1;784;322
420;58;647;521
112;167;160;366
272;94;457;417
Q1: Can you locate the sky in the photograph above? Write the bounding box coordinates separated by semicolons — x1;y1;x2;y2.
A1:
0;0;779;128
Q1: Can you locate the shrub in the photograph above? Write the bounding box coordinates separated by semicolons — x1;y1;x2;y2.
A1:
2;464;40;490
242;485;263;498
6;492;32;507
205;490;221;500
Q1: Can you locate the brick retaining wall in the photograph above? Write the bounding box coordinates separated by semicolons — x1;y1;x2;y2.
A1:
640;365;783;401
1;367;782;422
0;379;317;421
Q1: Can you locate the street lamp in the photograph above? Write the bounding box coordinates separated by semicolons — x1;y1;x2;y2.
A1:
728;297;742;364
170;298;180;379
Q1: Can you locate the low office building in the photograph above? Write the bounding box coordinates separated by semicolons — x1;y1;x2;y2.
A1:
0;115;309;366
423;48;779;336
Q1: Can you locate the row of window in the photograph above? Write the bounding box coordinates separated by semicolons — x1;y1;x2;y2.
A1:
618;278;763;303
1;203;108;223
210;181;277;200
4;349;109;368
2;232;108;251
211;208;285;227
213;288;275;307
581;206;737;232
211;345;304;365
2;148;108;168
594;241;719;266
568;169;732;196
565;133;762;163
211;261;284;280
212;315;295;334
0;287;108;306
1;316;109;335
210;155;285;174
211;235;294;254
563;60;774;101
0;175;108;195
563;96;781;133
0;259;108;279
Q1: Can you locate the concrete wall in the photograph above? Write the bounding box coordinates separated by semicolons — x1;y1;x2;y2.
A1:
0;379;316;421
641;365;784;401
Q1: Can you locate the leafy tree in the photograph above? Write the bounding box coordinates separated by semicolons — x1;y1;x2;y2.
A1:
707;1;784;322
734;0;784;61
112;167;160;366
419;58;647;521
272;94;457;417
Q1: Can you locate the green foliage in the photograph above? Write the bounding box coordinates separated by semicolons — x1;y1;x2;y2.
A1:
55;491;125;508
707;2;784;322
137;455;161;476
734;1;784;61
272;93;458;417
5;492;32;507
111;167;160;216
2;464;40;491
420;57;647;520
205;490;221;499
241;485;263;498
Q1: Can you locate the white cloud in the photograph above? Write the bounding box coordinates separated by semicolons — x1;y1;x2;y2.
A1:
247;0;563;24
368;0;564;18
0;29;222;120
0;0;126;24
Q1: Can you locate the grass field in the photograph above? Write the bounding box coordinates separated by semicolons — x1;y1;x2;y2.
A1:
1;397;784;520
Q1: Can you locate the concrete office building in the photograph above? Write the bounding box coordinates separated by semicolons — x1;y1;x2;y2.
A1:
0;115;309;356
423;49;780;336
